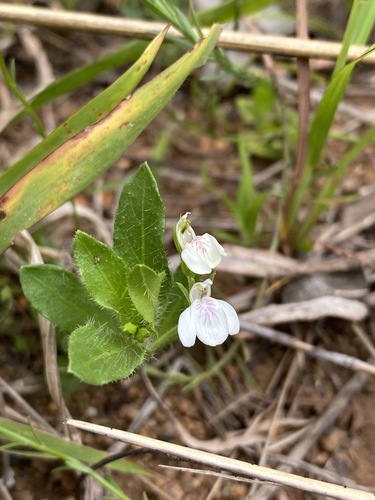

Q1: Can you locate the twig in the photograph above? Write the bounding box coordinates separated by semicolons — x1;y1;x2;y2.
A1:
251;368;370;499
279;76;375;124
0;376;57;435
351;323;375;359
66;418;375;500
247;351;302;498
330;211;375;244
0;481;13;500
240;321;375;377
33;202;113;246
241;296;368;324
1;449;14;494
267;453;373;491
206;450;240;500
160;464;266;485
291;0;310;191
18;25;54;92
108;357;187;455
221;245;375;279
8;231;74;440
1;4;375;64
139;476;176;500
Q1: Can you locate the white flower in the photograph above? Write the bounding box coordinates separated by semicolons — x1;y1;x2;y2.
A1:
178;279;240;347
175;213;226;274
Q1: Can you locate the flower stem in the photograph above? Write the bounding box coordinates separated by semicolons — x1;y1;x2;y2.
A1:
150;325;178;351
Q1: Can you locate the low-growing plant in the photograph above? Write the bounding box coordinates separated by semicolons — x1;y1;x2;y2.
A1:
2;1;375;496
20;163;240;385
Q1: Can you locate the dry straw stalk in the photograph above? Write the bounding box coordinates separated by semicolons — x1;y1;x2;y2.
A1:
67;419;374;500
1;4;375;64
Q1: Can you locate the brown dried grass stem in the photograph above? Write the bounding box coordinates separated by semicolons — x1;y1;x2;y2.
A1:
240;321;375;376
292;0;310;191
67;418;375;500
1;4;375;64
250;368;369;500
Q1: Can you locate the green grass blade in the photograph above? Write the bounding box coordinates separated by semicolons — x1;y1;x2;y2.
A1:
0;417;148;475
0;25;221;254
0;52;46;138
197;0;275;25
298;123;375;243
307;44;375;172
287;44;375;236
2;40;148;132
144;0;198;43
333;0;375;75
1;423;133;500
0;28;168;198
285;1;375;245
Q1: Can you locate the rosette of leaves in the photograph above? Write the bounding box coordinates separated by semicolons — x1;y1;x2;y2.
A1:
20;164;186;385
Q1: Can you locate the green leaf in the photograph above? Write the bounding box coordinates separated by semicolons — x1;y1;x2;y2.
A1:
73;231;134;322
128;264;164;326
19;264;116;334
68;322;146;385
0;25;221;255
113;163;171;293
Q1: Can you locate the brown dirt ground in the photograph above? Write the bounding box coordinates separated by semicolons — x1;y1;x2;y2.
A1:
1;3;375;499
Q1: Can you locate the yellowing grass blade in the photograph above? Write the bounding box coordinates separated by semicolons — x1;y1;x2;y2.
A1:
0;26;169;198
0;25;221;254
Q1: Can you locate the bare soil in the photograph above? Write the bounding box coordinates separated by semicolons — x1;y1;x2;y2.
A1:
1;3;375;499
